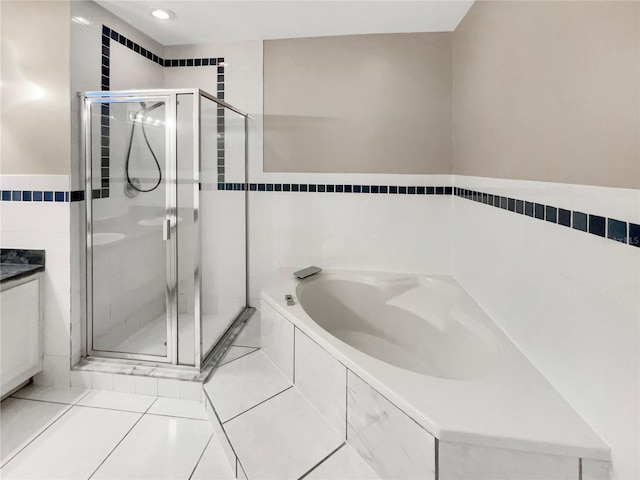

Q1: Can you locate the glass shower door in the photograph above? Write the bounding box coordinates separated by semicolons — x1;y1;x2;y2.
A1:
86;96;176;362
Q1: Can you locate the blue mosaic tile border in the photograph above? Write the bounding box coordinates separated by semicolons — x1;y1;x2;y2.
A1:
0;190;74;203
221;183;453;194
455;187;640;248
98;25;226;199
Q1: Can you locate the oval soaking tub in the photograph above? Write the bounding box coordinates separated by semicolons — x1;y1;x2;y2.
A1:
260;267;610;470
296;273;501;380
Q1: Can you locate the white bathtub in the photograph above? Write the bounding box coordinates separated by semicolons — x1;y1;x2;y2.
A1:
261;268;609;465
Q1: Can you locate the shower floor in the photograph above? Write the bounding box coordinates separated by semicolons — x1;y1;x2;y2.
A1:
111;313;234;363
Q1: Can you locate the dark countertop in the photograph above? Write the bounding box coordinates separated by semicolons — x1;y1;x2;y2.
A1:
0;264;44;282
0;249;45;284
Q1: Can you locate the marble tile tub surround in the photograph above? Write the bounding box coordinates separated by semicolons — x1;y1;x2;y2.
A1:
260;270;610;467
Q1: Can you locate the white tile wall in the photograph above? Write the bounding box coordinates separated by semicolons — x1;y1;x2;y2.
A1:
249;189;454;306
453;176;640;479
0;175;71;388
582;459;611;480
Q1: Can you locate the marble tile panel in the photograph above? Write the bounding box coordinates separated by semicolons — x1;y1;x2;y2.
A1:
147;397;207;420
260;300;294;380
582;459;610;480
346;371;435;479
92;415;213;479
205;350;291;422
11;384;88;405
438;441;579;480
0;406;140;479
306;444;379;480
225;388;343;480
77;390;156;412
295;328;347;438
0;398;70;466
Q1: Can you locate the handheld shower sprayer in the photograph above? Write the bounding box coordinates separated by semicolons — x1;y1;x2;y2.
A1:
124;101;163;196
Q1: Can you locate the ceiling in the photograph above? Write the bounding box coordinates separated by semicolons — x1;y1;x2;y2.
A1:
94;1;474;46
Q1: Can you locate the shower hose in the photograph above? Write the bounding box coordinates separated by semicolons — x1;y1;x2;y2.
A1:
125;102;162;193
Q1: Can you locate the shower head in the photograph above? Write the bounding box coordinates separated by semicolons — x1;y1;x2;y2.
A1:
141;101;164;113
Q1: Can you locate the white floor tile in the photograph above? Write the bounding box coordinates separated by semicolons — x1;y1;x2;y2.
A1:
0;406;140;479
91;415;213;480
147;397;207;420
11;385;89;405
205;350;291;422
191;436;236;480
219;345;258;367
306;444;379;480
77;390;157;412
0;398;71;466
225;388;343;480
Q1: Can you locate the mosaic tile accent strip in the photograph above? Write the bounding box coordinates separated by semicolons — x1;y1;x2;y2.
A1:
0;190;71;203
99;25;226;196
229;183;452;194
455;187;639;249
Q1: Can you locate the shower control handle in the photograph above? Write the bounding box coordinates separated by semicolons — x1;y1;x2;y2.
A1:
163;218;171;241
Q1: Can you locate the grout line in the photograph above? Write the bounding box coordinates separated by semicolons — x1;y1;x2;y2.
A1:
9;395;87;408
187;432;214;480
145;412;208;421
0;402;74;468
222;385;293;425
345;370;349;442
435;438;439;480
87;397;158;479
293;326;296;384
217;347;260;368
579;457;582;480
297;442;346;480
202;388;243;471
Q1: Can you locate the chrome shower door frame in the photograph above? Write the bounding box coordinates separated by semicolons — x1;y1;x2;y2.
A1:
83;91;181;365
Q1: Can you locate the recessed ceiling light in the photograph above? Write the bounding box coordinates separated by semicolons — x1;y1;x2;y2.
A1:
149;8;175;20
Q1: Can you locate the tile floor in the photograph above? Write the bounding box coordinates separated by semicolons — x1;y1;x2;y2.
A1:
204;349;378;480
0;383;234;480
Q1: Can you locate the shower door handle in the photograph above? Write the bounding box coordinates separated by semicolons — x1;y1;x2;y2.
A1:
163;218;171;241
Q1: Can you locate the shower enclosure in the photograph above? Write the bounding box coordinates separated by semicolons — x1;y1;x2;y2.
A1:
82;89;251;370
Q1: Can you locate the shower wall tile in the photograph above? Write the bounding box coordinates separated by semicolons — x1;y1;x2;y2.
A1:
438;441;578;480
294;328;347;438
346;371;436;479
260;300;295;381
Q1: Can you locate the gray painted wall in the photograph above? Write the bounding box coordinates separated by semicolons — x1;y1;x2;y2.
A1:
264;33;453;174
452;1;640;189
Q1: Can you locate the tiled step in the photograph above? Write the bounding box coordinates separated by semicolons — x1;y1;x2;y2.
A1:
203;349;378;480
